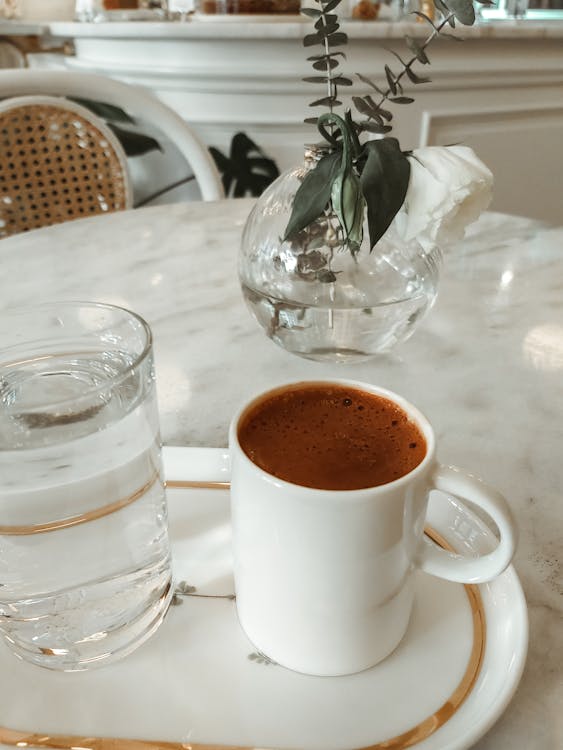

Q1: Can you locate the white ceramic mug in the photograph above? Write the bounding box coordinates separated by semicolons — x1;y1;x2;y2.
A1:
166;380;517;676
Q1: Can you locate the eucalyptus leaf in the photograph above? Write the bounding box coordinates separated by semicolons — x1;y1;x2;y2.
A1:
405;36;430;64
303;76;330;83
307;51;346;61
433;0;450;16
356;73;384;95
323;0;343;11
316;21;340;36
327;31;348;46
313;58;339;70
333;76;353;86
359;138;410;249
385;65;397;95
304;116;319;124
283;150;341;240
405;66;431;85
352;96;377;117
309;96;342;107
315;13;338;27
447;0;475;25
304;32;322;46
390;96;415;104
360;122;393;134
386;49;408;67
375;105;393;121
301;7;321;17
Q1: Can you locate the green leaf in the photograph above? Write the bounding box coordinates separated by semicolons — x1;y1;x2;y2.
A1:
386;49;408;67
304;32;322;46
301;7;321;17
405;36;430;64
313;57;339;71
303;76;329;83
304;116;319;125
378;110;393;124
323;0;343;11
70;97;136;125
360;121;393;135
307;51;346;61
283;150;341;240
315;12;338;26
316;20;340;36
333;76;353;86
390;96;415;104
309;96;342;107
447;0;475;24
385;65;397;95
433;0;450;15
331;166;365;248
107;125;162;156
352;96;378;118
327;31;348;46
359;138;410;249
356;73;384;95
405;66;431;85
345;108;362;156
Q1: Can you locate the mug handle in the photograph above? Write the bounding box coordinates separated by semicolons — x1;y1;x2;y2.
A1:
163;446;231;484
418;464;517;584
164;450;517;585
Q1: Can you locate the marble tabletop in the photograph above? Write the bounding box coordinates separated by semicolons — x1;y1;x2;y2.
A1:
0;201;562;749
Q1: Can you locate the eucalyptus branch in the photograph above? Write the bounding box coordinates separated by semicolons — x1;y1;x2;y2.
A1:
356;11;456;134
378;14;454;109
323;26;334;114
287;0;483;254
302;0;350;125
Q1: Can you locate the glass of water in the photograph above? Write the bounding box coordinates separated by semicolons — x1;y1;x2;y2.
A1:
0;302;172;671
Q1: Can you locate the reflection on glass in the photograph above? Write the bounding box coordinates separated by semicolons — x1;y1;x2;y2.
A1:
523;324;563;372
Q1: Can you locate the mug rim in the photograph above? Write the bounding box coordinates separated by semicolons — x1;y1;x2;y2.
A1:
230;379;436;497
0;301;153;414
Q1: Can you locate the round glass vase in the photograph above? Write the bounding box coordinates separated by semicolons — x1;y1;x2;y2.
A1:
239;147;443;363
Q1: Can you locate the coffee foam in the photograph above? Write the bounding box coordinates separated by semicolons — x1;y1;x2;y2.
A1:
238;384;426;491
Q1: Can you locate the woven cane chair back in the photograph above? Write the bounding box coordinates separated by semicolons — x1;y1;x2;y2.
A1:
0;95;132;238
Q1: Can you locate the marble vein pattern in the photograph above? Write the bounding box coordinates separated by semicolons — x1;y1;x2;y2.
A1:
0;200;561;749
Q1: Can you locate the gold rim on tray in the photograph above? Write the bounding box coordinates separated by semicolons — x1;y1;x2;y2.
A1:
0;482;486;750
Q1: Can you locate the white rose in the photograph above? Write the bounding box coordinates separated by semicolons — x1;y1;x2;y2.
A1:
393;145;493;250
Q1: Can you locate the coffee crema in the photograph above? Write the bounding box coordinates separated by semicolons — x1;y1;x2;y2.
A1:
237;384;426;491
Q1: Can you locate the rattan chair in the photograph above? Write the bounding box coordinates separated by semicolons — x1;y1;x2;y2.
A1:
0;95;132;238
0;69;223;205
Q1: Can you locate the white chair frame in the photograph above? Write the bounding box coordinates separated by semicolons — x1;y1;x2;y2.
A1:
0;69;224;202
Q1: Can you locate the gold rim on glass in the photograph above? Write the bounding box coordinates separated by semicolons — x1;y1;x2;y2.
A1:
0;485;486;750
